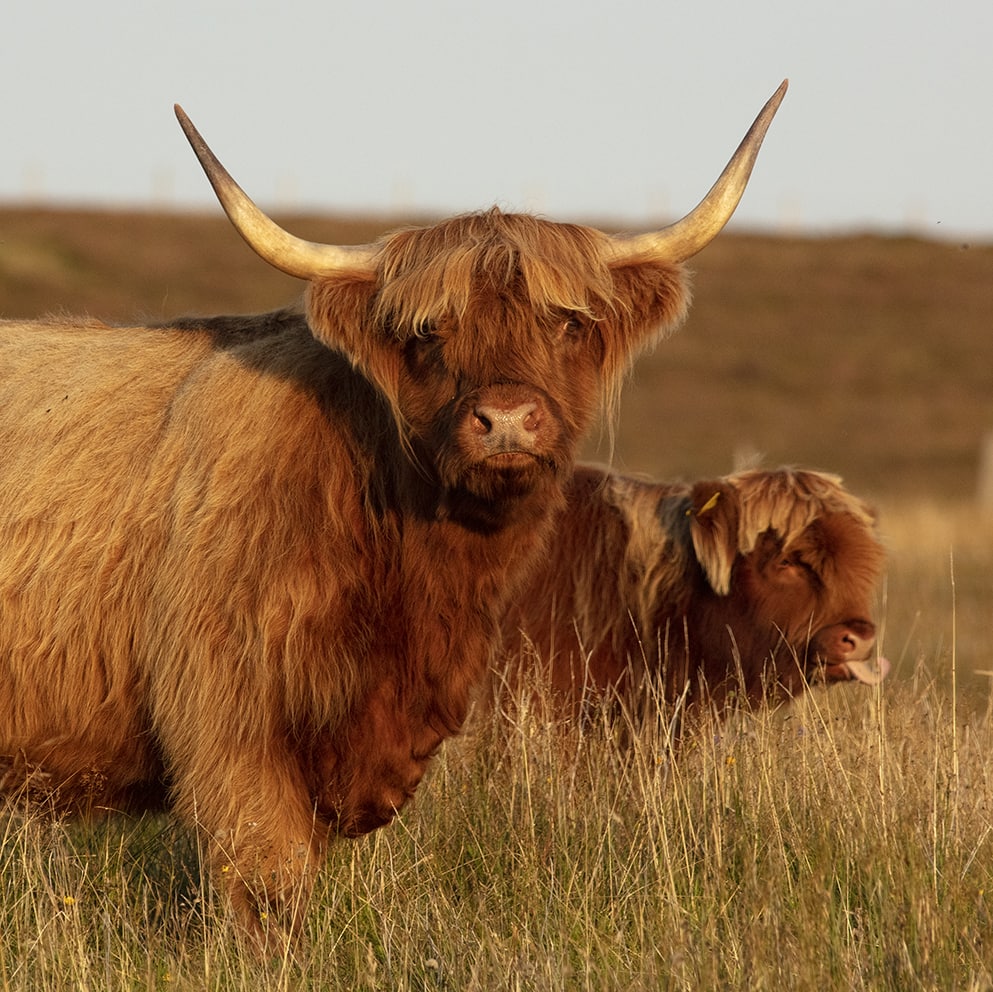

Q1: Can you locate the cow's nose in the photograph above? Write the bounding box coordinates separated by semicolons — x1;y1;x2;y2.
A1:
472;402;540;437
840;620;876;659
840;632;872;659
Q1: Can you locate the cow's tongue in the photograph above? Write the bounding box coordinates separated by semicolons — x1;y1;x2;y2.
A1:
843;657;891;685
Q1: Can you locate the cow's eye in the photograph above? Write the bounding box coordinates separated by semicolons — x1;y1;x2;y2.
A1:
403;333;444;373
778;554;817;585
561;314;584;340
415;320;438;340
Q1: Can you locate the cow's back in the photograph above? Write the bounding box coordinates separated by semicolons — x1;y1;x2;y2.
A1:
499;466;706;723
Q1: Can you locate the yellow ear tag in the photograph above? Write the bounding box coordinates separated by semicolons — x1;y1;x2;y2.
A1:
696;491;721;516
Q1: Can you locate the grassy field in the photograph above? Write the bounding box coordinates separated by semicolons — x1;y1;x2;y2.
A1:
1;207;991;987
2;673;992;990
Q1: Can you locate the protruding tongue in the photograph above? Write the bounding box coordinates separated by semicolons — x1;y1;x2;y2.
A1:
835;656;891;685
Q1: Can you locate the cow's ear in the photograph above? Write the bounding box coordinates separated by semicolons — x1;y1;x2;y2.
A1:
306;271;378;354
687;481;739;595
306;273;402;406
599;261;691;380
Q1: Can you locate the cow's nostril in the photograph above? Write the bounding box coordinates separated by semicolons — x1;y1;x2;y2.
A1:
473;402;539;435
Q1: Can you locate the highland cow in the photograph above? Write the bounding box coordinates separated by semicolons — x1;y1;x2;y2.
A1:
501;465;888;728
0;82;785;944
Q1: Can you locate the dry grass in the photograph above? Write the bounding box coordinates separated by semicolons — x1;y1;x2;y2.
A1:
878;499;993;709
3;650;993;990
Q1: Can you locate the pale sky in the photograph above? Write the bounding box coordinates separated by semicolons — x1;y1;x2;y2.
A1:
2;0;990;240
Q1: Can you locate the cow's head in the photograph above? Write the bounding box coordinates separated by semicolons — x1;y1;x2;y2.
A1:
686;468;889;697
175;84;786;520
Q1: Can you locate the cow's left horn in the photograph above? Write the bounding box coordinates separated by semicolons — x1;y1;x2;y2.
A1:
175;106;375;279
608;79;788;264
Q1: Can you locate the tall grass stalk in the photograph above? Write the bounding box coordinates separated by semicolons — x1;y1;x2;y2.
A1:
950;549;961;800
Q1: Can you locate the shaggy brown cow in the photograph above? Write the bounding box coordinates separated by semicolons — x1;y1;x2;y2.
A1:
0;82;785;945
501;465;888;728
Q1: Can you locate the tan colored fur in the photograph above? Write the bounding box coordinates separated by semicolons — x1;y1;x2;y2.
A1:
0;209;690;946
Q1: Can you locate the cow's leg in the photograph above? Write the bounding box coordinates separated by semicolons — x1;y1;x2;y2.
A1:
212;820;326;953
170;752;327;950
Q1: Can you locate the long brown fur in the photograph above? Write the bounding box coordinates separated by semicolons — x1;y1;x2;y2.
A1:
501;465;887;727
0;209;688;945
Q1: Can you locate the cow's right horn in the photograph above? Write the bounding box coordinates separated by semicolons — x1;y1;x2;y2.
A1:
608;79;788;265
175;106;376;279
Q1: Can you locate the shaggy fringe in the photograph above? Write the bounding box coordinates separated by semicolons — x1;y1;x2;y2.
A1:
364;208;690;434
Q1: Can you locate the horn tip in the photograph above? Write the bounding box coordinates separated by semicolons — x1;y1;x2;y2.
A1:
768;79;789;112
174;105;203;150
174;105;195;135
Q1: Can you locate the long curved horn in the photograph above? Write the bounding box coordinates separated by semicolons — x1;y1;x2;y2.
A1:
608;79;788;264
175;105;375;279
